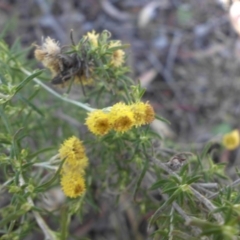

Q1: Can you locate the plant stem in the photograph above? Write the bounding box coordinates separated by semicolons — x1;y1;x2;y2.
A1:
33;163;58;170
151;157;224;224
19;173;57;240
146;172;203;237
21;68;95;112
209;178;240;199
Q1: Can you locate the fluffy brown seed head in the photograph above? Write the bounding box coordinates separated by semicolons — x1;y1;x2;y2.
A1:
34;48;46;61
34;37;62;74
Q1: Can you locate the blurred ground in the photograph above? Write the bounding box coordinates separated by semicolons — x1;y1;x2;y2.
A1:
1;0;240;239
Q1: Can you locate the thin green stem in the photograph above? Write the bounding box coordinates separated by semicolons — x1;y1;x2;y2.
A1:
0;178;14;192
20;68;95;112
151;157;224;224
33;163;58;170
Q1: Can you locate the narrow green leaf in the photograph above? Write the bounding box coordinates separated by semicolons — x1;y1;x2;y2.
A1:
27;147;55;160
19;96;44;116
186;175;201;185
190;217;220;229
149;189;181;226
200;142;213;159
0;106;11;134
15;70;43;94
151;229;168;238
146;130;162;140
233;193;240;204
10;37;22;53
133;159;148;202
28;88;40;101
225;208;233;224
0;18;16;39
163;186;179;195
172;230;199;240
12;127;24;145
155;114;171;124
0;209;26;227
35;160;64;192
150;179;168;190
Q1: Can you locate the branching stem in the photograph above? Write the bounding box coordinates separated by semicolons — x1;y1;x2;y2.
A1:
151;157;224;224
19;173;57;240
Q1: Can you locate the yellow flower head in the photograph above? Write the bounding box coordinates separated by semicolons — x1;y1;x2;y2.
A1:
109;41;125;67
61;173;86;198
143;102;155;124
222;129;240;150
62;156;89;175
59;136;88;168
85;110;112;136
85;30;99;48
130;102;154;126
34;37;62;74
110;102;135;133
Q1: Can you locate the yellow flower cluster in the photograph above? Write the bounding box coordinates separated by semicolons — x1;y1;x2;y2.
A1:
85;110;111;136
84;30;99;48
222;129;240;150
84;31;125;67
85;102;155;136
108;41;125;67
59;136;88;198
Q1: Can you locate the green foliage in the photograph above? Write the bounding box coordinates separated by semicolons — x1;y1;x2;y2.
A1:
0;32;240;240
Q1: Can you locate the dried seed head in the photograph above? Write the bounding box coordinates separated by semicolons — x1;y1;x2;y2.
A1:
34;37;62;74
166;152;193;171
42;37;61;56
109;41;125;67
34;48;46;61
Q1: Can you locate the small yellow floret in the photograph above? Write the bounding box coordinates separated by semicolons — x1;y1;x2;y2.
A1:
110;103;135;133
85;30;99;48
222;130;240;150
62;156;89;175
143;102;155;124
131;102;148;126
59;136;88;167
61;173;86;198
85;110;112;136
109;41;125;67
